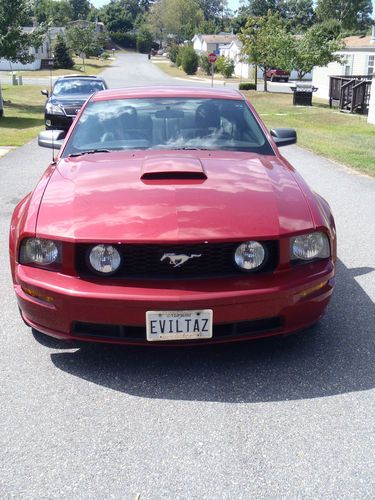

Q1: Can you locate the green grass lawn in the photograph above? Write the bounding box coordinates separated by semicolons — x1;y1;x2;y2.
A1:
243;91;375;177
0;85;45;146
0;56;112;78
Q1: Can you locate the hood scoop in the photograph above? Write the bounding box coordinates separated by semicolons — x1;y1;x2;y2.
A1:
141;156;207;180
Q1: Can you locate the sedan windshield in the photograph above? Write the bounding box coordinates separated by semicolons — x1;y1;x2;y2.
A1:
53;79;106;97
62;97;275;156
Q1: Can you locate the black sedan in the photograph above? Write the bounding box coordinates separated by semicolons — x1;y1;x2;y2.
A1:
41;75;107;131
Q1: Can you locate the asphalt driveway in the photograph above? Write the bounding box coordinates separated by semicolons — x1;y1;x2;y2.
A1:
1;53;374;499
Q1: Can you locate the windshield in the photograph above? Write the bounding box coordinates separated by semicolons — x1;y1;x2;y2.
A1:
62;97;275;157
52;79;106;97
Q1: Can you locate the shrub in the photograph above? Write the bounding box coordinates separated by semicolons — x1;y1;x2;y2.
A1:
181;46;198;75
199;53;212;75
216;56;234;78
169;44;180;64
137;27;153;53
109;31;136;49
53;34;74;69
239;82;257;90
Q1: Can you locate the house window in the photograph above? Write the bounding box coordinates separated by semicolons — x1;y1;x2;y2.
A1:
367;55;374;75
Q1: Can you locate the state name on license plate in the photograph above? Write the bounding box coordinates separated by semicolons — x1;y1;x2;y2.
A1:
146;309;213;341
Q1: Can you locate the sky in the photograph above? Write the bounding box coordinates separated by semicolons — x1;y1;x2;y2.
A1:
90;0;375;17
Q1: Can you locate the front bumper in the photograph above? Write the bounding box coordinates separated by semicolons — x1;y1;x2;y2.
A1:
45;112;74;131
14;260;335;345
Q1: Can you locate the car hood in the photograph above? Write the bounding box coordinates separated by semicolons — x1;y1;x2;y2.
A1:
36;151;314;242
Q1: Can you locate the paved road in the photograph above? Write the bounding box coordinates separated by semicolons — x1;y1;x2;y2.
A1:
1;53;375;499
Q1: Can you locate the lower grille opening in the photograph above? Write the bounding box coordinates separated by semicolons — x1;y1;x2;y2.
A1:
72;317;283;342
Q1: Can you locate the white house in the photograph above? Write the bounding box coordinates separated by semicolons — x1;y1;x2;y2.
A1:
313;29;375;100
192;34;238;54
0;27;65;71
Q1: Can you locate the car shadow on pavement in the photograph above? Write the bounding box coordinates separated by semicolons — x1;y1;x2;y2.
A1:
50;259;375;403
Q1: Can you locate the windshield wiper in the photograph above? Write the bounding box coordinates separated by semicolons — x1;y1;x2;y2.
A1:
68;149;110;157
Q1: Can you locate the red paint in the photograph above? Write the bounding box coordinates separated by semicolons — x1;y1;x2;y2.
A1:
9;87;336;345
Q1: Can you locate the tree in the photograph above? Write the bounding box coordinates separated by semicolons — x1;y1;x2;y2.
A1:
34;0;74;26
0;0;44;65
101;1;134;32
239;12;294;91
148;0;204;43
279;0;315;33
196;0;226;21
247;0;278;17
291;20;344;80
66;24;101;61
316;0;373;34
69;0;90;20
53;33;74;68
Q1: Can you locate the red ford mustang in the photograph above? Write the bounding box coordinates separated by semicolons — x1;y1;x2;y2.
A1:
9;87;336;345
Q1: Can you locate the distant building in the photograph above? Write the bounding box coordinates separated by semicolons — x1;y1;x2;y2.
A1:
67;19;106;33
0;27;65;71
192;34;237;54
313;30;375;101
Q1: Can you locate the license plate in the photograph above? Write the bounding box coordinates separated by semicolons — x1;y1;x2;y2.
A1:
146;309;213;341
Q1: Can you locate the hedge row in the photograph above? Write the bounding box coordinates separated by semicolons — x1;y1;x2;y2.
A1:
239;82;257;90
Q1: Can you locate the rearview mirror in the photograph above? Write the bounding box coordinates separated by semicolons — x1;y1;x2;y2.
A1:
38;130;66;150
41;89;49;97
270;128;297;147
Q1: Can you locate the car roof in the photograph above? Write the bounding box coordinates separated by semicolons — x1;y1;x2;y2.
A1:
91;86;244;102
57;74;105;81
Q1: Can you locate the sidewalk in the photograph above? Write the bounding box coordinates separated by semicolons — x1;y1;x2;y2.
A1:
0;146;15;158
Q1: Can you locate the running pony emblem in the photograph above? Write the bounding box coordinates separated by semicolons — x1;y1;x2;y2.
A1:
160;253;202;268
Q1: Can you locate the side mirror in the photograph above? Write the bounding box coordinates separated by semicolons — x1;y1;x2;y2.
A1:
270;128;297;147
41;89;49;97
38;130;66;150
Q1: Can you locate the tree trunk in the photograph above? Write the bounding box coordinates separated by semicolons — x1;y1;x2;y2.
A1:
263;69;268;92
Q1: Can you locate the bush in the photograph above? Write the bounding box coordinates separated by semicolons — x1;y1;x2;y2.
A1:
199;53;212;75
181;46;198;75
216;56;234;78
169;44;180;64
53;34;74;69
136;27;153;54
239;82;257;90
109;31;136;49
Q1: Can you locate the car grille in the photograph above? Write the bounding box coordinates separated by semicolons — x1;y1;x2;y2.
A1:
72;317;283;342
76;241;279;279
63;106;80;116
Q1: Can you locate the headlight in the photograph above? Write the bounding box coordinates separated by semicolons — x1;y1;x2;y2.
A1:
45;102;64;115
290;232;330;261
20;238;61;266
234;241;266;270
89;245;121;274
